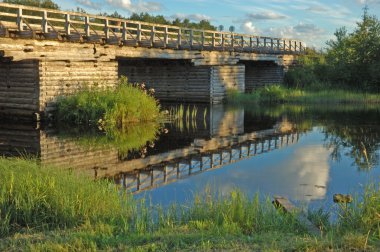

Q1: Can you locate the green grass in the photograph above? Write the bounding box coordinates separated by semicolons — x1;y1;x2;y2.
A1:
0;158;379;251
56;76;162;127
227;85;380;105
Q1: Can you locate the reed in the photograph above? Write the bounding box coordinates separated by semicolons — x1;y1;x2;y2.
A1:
227;85;380;105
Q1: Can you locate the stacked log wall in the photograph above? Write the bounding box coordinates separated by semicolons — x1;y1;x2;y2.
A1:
244;61;284;92
39;60;118;114
118;59;211;103
210;65;245;104
0;60;39;117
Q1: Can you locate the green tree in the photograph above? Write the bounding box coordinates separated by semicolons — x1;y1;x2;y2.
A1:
3;0;59;9
326;8;380;90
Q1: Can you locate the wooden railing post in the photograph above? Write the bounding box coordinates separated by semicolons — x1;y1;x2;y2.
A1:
104;18;109;39
250;36;253;48
271;38;274;51
299;41;303;52
17;7;23;31
277;39;280;51
150;26;155;46
294;41;297;52
264;37;267;49
177;29;182;48
221;33;225;48
283;40;286;51
189;30;193;47
84;16;90;37
201;31;205;49
42;11;48;33
65;14;71;35
241;35;244;49
136;23;141;43
122;21;127;42
231;33;234;50
211;32;215;48
288;40;292;51
164;26;168;48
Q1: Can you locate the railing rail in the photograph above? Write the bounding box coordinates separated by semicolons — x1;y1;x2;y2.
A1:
0;3;306;54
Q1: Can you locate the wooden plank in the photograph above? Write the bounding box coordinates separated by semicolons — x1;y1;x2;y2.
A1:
273;196;321;236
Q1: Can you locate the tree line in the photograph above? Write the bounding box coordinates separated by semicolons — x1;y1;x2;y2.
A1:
2;0;216;30
285;8;380;91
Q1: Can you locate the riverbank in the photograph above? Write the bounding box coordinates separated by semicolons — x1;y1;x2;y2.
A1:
227;86;380;105
0;158;379;251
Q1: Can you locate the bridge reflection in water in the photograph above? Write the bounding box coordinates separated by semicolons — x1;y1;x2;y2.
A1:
114;131;299;193
0;104;301;194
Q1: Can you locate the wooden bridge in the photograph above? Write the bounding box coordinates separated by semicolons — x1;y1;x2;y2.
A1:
0;3;306;118
0;3;305;53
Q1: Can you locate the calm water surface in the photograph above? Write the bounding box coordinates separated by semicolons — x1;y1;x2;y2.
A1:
2;104;380;211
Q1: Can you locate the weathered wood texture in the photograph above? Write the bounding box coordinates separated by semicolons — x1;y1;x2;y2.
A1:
119;60;245;104
210;65;245;103
244;61;284;92
0;60;39;116
119;59;211;103
39;60;118;113
0;37;298;66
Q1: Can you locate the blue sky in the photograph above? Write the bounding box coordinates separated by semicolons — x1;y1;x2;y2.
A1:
56;0;380;48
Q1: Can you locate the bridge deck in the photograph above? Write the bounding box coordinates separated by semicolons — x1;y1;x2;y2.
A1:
0;3;305;54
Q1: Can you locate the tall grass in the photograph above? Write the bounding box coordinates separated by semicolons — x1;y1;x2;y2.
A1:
56;76;162;127
0;158;129;237
227;85;380;105
1;158;379;250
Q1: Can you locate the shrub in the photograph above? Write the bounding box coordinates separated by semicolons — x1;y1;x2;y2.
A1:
56;77;161;127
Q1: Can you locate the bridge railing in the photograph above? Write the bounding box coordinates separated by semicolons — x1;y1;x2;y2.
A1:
0;3;306;54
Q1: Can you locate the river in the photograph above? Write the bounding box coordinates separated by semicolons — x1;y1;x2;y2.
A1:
1;103;380;212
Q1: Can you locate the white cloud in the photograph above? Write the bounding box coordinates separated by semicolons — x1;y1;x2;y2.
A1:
105;0;162;12
247;11;287;20
356;0;380;4
170;13;212;22
305;6;328;12
241;21;260;34
75;0;101;10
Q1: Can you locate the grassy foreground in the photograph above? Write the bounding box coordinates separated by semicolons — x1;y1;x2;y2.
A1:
1;158;380;251
228;85;380;105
